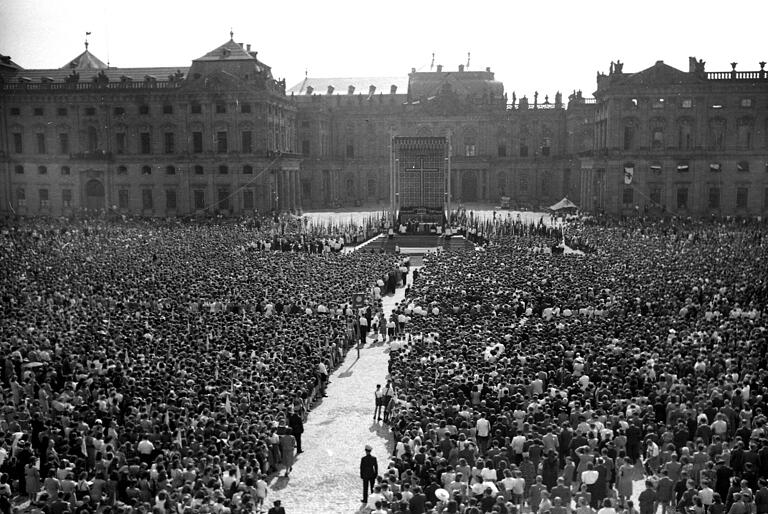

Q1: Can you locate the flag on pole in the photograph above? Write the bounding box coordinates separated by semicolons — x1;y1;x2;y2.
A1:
224;394;232;415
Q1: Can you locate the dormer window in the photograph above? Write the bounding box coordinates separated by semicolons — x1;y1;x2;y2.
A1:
740;98;753;108
652;98;665;109
681;99;692;109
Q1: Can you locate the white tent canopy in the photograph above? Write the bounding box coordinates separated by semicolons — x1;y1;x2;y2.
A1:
549;197;579;211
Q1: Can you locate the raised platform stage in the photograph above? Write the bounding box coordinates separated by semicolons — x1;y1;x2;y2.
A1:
362;233;474;255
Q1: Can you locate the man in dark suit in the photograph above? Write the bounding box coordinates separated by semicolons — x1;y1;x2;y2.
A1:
360;444;378;503
287;407;304;454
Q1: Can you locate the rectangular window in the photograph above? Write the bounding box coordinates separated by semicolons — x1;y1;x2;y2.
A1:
33;107;44;116
115;133;126;154
708;187;721;209
216;131;228;153
62;189;72;208
241;103;251;113
652;130;664;150
142;188;153;210
57;107;68;116
649;187;661;207
191;102;201;114
243;190;254;210
736;187;748;209
541;146;551;157
192;131;203;153
139;105;149;115
519;144;528;157
302;140;310;156
741;98;753;108
464;144;476;157
652;98;665;109
497;144;507;157
17;188;26;207
58;133;70;154
194;190;205;210
39;189;49;209
118;189;130;209
623;126;635;150
622;187;634;205
677;188;688;210
85;107;96;116
140;132;151;154
194;165;204;175
216;103;226;114
681;99;693;109
165;189;177;210
114;107;125;116
346;144;355;158
164;132;175;154
36;133;46;154
163;104;173;114
218;189;230;210
13;133;23;153
10;107;20;115
242;131;252;153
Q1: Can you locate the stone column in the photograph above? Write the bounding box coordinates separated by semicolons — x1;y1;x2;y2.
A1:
292;170;299;210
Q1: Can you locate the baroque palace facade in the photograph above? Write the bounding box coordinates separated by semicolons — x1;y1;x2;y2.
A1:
1;36;767;217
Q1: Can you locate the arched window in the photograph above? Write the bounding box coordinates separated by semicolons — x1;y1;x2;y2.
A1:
117;166;127;175
677;118;693;150
737;117;754;150
87;126;99;152
194;165;204;175
650;118;666;151
708;118;726;150
38;165;47;175
141;165;152;175
623;118;639;150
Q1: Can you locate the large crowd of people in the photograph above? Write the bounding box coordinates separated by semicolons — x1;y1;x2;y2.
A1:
3;211;768;514
377;217;768;514
0;215;405;514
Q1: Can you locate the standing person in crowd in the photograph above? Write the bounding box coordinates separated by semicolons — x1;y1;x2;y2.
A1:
287;407;304;455
374;384;384;421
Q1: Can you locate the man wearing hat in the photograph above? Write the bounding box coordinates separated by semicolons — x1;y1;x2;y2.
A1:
267;499;286;514
361;444;379;503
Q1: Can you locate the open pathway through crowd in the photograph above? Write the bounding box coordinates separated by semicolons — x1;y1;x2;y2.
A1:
266;269;413;513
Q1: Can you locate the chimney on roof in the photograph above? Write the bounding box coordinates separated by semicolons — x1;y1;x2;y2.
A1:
390;85;398;94
458;64;465;72
327;85;334;95
239;43;244;48
486;67;491;72
369;85;376;95
348;85;355;95
436;65;443;72
247;44;251;52
306;85;314;95
411;67;416;73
